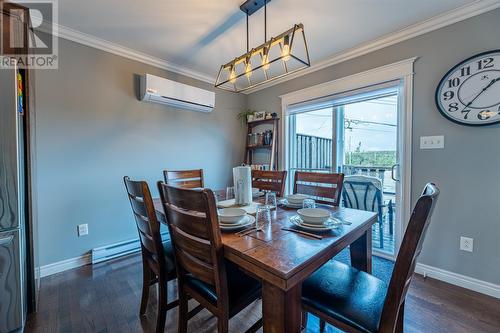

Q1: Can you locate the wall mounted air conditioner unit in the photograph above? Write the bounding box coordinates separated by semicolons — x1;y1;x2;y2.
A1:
140;74;215;113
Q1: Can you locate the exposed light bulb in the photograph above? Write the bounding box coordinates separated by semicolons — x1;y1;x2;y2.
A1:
229;66;237;83
262;47;270;70
281;35;291;61
245;59;252;77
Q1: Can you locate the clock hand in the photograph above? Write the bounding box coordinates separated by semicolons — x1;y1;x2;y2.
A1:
461;78;500;111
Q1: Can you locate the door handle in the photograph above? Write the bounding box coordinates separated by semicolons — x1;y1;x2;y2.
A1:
391;164;400;182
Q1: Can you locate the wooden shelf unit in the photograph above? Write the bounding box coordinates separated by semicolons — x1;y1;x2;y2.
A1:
244;118;279;170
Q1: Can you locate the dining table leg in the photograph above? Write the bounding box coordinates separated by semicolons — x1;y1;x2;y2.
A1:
349;228;373;273
262;281;302;333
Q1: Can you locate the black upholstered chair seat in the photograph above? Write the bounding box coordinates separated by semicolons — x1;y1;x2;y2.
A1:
185;261;261;311
302;260;388;333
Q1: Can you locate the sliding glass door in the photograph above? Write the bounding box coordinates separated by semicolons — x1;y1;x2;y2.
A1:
287;84;402;258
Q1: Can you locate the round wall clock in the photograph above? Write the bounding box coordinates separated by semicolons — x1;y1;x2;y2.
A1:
435;49;500;126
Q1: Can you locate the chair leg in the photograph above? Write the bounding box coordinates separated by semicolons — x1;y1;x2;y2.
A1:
379;220;384;249
140;265;152;315
319;319;326;332
156;282;168;333
177;293;189;333
217;315;229;333
395;302;405;333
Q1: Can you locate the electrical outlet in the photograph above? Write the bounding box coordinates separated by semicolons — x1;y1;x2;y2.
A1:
420;135;444;149
77;224;88;237
460;236;473;252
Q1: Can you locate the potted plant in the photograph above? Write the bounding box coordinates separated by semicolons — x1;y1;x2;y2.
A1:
237;109;256;124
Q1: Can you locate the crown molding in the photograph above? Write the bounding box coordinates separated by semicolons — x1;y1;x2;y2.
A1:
243;0;500;94
53;24;214;84
44;0;499;91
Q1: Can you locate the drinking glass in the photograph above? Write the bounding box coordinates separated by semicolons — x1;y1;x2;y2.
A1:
303;198;316;209
226;186;235;200
256;205;271;227
265;192;277;209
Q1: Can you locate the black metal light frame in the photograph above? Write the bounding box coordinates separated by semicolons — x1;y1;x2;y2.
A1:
214;0;311;93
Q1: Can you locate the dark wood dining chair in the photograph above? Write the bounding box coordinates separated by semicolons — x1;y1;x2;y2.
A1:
301;183;440;333
123;176;178;333
163;169;204;188
293;171;344;206
157;183;263;333
251;170;287;197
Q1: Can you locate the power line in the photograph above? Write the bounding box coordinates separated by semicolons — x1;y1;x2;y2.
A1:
297;114;396;127
346;118;397;127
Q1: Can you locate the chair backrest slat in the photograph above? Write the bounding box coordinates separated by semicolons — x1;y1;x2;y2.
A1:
168;221;214;264
158;183;228;306
293;171;344;206
164;169;204;188
175;248;216;285
124;177;168;275
167;208;212;240
379;183;439;333
137;229;158;255
251;170;287;197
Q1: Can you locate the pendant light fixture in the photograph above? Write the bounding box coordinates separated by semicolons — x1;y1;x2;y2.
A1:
215;0;311;93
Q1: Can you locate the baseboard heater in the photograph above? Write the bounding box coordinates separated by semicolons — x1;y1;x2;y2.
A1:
91;232;169;264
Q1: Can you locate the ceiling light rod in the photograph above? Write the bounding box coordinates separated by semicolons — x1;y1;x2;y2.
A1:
221;23;304;69
242;0;270;51
215;0;311;92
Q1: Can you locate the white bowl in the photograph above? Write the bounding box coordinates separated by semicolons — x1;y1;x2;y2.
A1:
297;208;330;225
218;208;247;224
286;194;309;204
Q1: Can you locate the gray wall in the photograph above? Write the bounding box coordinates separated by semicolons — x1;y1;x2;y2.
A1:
35;38;246;266
247;9;500;284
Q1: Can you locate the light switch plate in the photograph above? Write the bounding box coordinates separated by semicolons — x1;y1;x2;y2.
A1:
460;236;473;252
420;135;444;149
78;224;88;237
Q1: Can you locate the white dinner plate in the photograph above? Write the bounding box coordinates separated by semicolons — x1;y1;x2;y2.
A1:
252;191;265;198
279;199;303;209
290;215;341;232
219;215;255;231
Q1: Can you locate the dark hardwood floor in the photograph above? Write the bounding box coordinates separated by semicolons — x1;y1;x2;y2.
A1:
26;253;500;333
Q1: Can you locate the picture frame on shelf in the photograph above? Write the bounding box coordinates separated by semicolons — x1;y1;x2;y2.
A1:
254;111;266;121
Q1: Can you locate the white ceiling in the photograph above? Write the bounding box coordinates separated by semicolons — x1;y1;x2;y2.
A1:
58;0;478;79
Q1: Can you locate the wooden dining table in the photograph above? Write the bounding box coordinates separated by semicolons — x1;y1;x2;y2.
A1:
153;192;377;333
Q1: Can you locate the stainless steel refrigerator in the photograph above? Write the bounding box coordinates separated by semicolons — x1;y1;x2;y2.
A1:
0;65;28;333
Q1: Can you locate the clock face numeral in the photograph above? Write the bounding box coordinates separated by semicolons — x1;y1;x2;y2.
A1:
477;58;494;70
477;110;493;120
448;103;459;112
436;50;500;126
443;91;454;100
461;109;471;119
447;78;460;88
460;66;471;76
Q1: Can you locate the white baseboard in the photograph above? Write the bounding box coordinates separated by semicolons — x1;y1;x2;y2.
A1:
91;232;169;264
39;253;91;278
415;263;500;299
39;232;169;277
38;244;499;299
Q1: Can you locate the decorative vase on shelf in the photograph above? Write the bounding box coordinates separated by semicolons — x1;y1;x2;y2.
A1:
247;115;254;122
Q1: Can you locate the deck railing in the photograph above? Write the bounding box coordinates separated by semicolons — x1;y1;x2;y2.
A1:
293;134;395;193
295;134;333;170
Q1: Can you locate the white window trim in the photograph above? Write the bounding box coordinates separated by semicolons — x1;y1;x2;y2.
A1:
280;57;417;254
